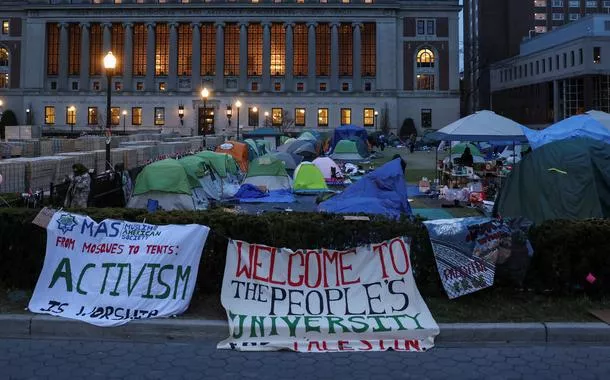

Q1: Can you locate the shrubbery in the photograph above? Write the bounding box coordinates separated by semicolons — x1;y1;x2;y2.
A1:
0;208;608;296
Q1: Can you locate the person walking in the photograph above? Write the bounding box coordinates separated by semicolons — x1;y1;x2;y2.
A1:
64;163;91;208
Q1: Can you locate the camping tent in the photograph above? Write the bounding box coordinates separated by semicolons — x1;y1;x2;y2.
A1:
128;159;195;210
277;139;317;160
318;158;413;219
331;125;368;150
177;156;218;206
586;110;610;130
268;152;302;171
331;139;368;162
216;141;249;172
495;138;610;224
193;151;241;199
522;115;610;149
312;157;343;181
293;162;329;193
194;151;240;178
428;110;528;142
244;139;260;160
242;155;292;191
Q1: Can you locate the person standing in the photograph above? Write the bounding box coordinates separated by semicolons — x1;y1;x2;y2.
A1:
409;133;417;153
64;163;91;208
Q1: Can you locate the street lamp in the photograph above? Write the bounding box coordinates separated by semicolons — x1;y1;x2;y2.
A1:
374;110;379;132
235;100;241;140
178;104;184;126
122;109;127;133
103;51;117;170
67;106;76;134
252;106;258;129
264;111;269;128
226;105;233;140
201;87;209;148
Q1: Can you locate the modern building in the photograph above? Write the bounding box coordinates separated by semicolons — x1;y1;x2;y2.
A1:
490;15;610;127
534;0;610;34
0;0;461;137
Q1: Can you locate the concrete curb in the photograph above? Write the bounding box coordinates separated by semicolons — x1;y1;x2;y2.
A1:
1;314;610;345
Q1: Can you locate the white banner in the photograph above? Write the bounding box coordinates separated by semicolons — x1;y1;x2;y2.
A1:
218;237;439;352
28;212;209;327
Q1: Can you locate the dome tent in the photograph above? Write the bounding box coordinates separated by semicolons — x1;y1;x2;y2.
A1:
293;162;329;194
128;159;196;211
216;141;249;172
193;151;242;199
331;139;368;162
312;157;344;182
242;155;292;191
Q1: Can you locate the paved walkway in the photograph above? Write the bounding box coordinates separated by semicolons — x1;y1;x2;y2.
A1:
1;338;609;379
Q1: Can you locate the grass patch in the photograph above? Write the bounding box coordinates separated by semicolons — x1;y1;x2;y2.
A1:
406;169;437;183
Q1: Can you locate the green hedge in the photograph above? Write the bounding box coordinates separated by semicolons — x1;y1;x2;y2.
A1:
0;208;608;297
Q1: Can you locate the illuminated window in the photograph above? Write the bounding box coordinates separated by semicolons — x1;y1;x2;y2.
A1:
248;24;263;76
132;107;143;125
111;24;125;75
45;106;56;125
201;24;216;76
47;23;60;75
2;20;9;35
295;108;306;126
316;24;330;76
363;108;374;127
340;108;351;125
272;108;283;126
339;24;353;76
417;48;434;68
270;24;285;76
0;48;8;88
0;73;8;89
416;74;435;90
68;24;81;76
362;23;376;76
115;81;122;91
154;107;165;125
89;24;103;75
111;107;121;126
224;24;240;76
416;48;436;90
133;23;147;76
155;23;169;76
88;107;98;125
293;24;308;76
0;48;8;67
159;82;167;91
66;107;76;125
178;23;192;76
318;108;328;127
248;107;259;127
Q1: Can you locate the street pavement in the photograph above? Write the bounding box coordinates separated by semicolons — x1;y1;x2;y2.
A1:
1;338;609;380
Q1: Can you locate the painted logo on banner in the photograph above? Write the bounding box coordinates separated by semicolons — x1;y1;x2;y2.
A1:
218;237;439;352
28;213;210;327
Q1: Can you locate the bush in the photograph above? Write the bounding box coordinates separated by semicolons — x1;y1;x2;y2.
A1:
1;208;608;297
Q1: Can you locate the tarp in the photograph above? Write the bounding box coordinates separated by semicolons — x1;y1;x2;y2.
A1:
239;189;296;203
292;162;329;193
243;127;284;137
495;138;610;224
234;184;267;199
522;115;610;149
132;159;191;196
586;110;610;130
331;124;369;150
428;110;528;142
216;141;249;172
194;151;240;178
318;158;413;219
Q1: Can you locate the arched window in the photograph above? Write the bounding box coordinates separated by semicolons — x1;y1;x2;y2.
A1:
415;47;436;91
0;47;9;89
0;48;8;67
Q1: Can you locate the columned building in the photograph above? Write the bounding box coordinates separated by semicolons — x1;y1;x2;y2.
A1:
0;0;460;135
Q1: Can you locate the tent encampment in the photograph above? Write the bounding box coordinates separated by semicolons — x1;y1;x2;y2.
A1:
277;139;317;160
216;141;250;172
318;158;413;219
495;138;610;224
312;157;344;182
331;125;368;150
242;155;292;191
194;151;240;178
244;139;261;160
293;162;329;193
268;152;303;171
522;114;610;149
331;139;368;162
193;151;241;199
428;110;528;142
128;159;196;210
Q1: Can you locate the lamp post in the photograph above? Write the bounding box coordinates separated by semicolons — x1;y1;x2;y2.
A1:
252;106;258;129
0;100;3;119
122;109;127;133
68;105;76;134
264;111;269;128
374;110;379;132
235;100;241;140
103;51;117;170
226;104;233;140
178;104;184;126
201;87;209;148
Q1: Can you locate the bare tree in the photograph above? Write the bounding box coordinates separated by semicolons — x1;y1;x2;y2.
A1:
278;109;295;133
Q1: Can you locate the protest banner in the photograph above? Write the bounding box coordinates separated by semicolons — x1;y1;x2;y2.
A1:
28;212;209;327
218;237;439;352
424;217;532;299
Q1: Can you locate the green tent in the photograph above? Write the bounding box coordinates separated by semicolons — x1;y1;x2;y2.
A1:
495;138;610;224
133;159;191;195
178;156;207;189
451;143;482;157
298;132;317;142
331;139;367;161
244;139;260;159
293;162;328;193
243;155;292;191
194;151;240;178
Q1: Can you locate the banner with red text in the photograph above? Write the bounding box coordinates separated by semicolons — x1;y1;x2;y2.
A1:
218;237;439;352
28;212;209;327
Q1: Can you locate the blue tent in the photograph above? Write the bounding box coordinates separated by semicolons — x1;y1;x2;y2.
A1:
523;115;610;149
318;159;412;219
331;125;368;151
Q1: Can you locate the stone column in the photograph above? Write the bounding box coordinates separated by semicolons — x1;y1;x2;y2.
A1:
168;22;178;91
285;23;294;92
330;22;339;92
307;22;316;92
214;22;225;91
146;22;156;91
79;22;90;91
191;23;201;90
262;22;271;91
352;22;362;92
58;23;69;91
102;23;112;53
123;23;133;92
239;22;248;91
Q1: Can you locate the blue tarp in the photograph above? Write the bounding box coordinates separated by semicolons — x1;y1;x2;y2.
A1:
234;184;267;199
523;115;610;149
239;190;296;203
318;159;413;219
331;125;368;151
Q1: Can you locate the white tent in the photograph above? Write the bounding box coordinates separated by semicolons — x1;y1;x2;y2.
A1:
586;110;610;130
428;110;528;142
